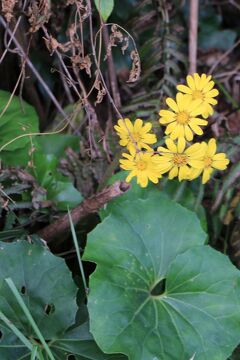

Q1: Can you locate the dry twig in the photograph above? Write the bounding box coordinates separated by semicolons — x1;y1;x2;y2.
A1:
0;15;68;120
37;180;131;243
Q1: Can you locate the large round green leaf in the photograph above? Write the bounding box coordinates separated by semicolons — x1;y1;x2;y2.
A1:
0;241;77;339
102;172;206;232
84;196;240;359
0;241;125;359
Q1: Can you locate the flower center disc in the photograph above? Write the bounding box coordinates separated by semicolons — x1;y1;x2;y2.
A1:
132;132;141;142
177;112;189;124
192;90;203;100
136;160;147;171
173;154;188;166
204;156;212;167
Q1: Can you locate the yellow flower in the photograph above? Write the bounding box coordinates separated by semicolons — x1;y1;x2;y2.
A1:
190;138;229;184
159;93;208;142
114;118;157;153
119;150;162;188
177;73;219;118
157;138;205;181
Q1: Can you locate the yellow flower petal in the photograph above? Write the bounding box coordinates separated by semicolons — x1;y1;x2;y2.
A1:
166;97;179;112
169;166;178;179
159;110;176;118
187;75;196;90
206;98;217;105
188;160;204;169
184;125;193;141
165;138;177;152
179;165;189;181
194;118;208;126
176;84;192;94
142;122;152;133
203;80;215;93
126;172;135;182
207;138;216;156
193;73;201;89
212;153;227;161
199;73;207;89
177;137;186;153
189;122;204;136
165;121;177;135
189;168;202;180
202;168;213;184
207;89;219;98
176;93;187;111
212;160;229;170
170;124;181;140
134;118;143;131
188;99;202;112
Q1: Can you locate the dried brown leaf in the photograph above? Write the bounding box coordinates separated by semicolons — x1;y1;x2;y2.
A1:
2;0;17;22
66;0;89;19
28;0;51;33
43;35;71;54
127;50;141;83
105;24;125;60
94;79;106;104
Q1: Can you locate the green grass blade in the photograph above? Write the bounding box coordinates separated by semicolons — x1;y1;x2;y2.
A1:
68;208;88;294
31;346;39;360
0;311;33;351
36;349;45;360
5;277;55;360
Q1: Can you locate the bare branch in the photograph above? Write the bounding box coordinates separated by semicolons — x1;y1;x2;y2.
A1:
37;180;131;243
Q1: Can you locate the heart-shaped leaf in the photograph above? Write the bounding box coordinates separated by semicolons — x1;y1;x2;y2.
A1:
84;195;240;359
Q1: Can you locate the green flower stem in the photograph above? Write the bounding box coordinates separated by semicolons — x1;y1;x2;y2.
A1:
173;181;187;201
194;182;204;212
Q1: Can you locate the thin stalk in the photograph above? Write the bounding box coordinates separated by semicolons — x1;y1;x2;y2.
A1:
173;181;187;202
68;209;88;294
194;182;204;212
30;346;39;360
0;311;33;351
5;278;55;360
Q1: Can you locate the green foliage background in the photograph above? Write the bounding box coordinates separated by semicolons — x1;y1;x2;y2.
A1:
0;0;240;359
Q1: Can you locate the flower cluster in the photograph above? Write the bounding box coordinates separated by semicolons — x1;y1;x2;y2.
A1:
114;73;229;188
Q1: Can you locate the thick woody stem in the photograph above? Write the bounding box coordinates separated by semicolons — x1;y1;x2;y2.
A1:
37;180;130;243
